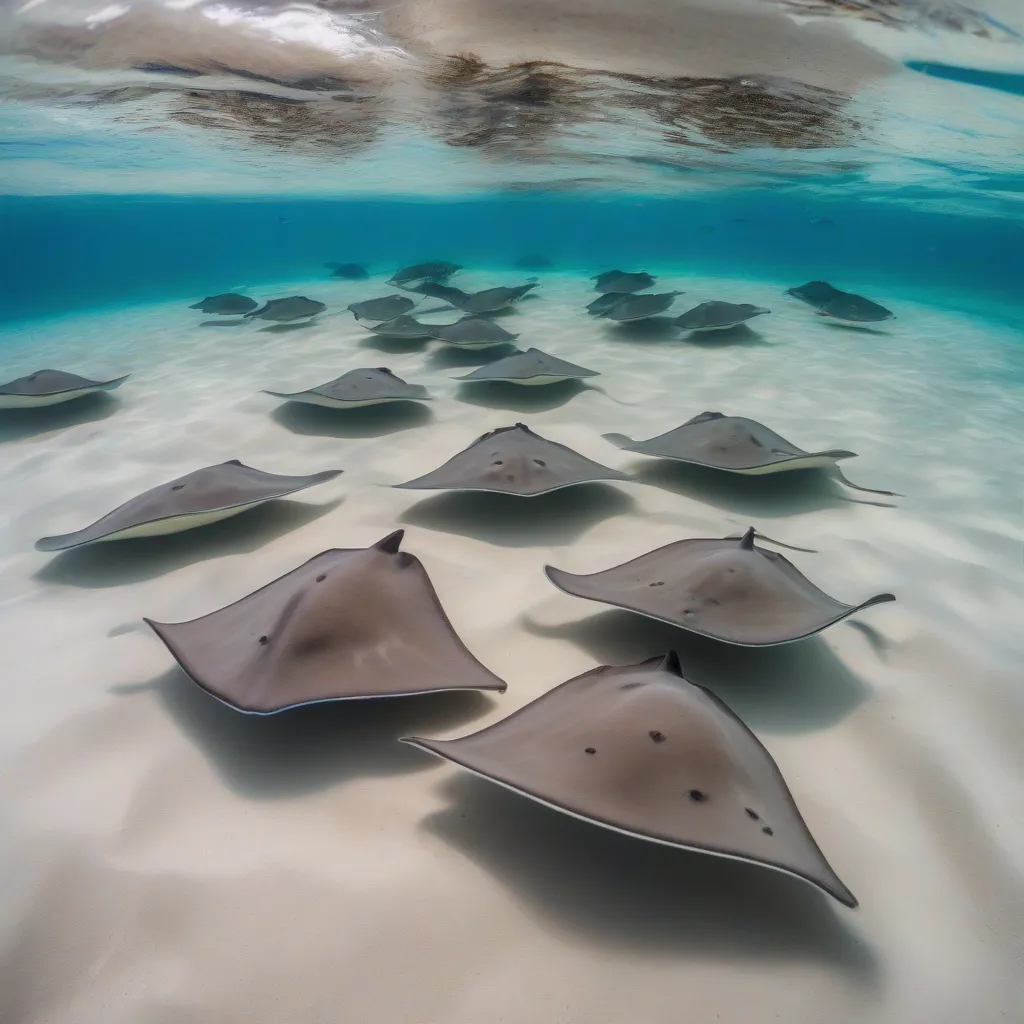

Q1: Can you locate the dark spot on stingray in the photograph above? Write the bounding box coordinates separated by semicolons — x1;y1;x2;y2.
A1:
620;681;645;690
171;484;185;491
763;826;774;836
649;730;666;743
316;574;326;582
746;808;760;820
533;459;546;467
585;747;596;754
688;789;707;802
649;581;665;587
258;635;269;645
493;459;503;465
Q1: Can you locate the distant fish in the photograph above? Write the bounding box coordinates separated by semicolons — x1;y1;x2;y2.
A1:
189;293;258;315
327;262;369;280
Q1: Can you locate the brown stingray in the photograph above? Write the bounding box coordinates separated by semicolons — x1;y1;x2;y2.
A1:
603;411;899;495
145;529;506;713
264;367;429;409
453;348;599;385
36;461;342;551
394;423;629;496
544;527;894;646
0;370;129;409
403;651;856;907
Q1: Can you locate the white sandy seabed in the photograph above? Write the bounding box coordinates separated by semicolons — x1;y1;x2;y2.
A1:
0;271;1022;1024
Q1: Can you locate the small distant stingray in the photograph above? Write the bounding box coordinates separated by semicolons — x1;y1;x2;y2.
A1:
512;254;553;270
810;217;835;226
347;295;416;321
326;262;369;280
244;296;326;322
599;292;683;323
35;461;342;551
394;423;629;497
787;281;894;323
544;526;895;647
0;370;129;410
144;529;506;714
189;293;258;316
586;292;629;316
603;410;898;496
443;284;538;315
402;650;856;907
358;315;436;339
388;262;462;288
675;302;771;331
453;348;599;386
593;271;655;294
264;367;430;409
427;317;520;350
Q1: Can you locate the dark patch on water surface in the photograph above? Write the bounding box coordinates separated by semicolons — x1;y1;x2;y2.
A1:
906;61;1024;97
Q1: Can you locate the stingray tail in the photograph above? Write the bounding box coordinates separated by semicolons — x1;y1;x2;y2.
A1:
726;529;819;554
833;467;902;498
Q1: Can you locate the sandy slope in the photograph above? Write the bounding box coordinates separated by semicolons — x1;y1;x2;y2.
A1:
0;271;1022;1024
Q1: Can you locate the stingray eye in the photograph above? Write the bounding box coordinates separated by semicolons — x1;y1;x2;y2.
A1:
171;484;185;491
762;826;774;836
492;459;503;466
745;808;760;820
533;459;547;468
688;789;707;802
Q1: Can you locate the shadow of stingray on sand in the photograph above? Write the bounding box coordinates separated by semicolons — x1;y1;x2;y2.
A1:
421;773;878;978
632;460;890;517
357;334;432;355
521;609;871;733
113;667;496;799
821;321;892;336
605;317;681;343
455;379;588;412
198;318;248;328
258;321;318;333
271;400;433;438
398;484;635;548
34;498;342;588
426;345;517;370
684;323;772;347
0;393;120;443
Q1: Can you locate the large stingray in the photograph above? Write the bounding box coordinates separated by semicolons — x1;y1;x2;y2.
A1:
426;317;520;349
394;423;629;496
787;281;894;323
675;302;771;331
403;651;856;907
244;296;326;322
603;411;899;496
35;461;342;551
544;527;894;646
593;271;655;294
389;261;461;288
0;370;129;410
145;529;506;714
358;315;437;339
347;295;416;321
599;292;683;322
453;348;599;386
446;284;538;315
586;293;629;316
189;293;258;315
264;367;429;409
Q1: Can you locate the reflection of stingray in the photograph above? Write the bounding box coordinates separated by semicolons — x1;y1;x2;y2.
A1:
145;530;506;713
521;609;871;733
272;401;432;439
406;653;856;906
423;773;876;968
35;498;341;589
456;379;589;413
545;528;894;646
398;484;634;548
0;392;118;443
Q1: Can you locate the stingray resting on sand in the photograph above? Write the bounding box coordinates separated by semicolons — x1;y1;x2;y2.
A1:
347;295;416;322
244;297;326;322
189;293;258;315
358;315;437;339
453;348;599;386
544;526;894;646
599;292;683;322
0;370;129;409
145;529;505;713
432;284;538;315
787;281;894;323
593;270;655;294
35;461;342;551
603;410;899;496
394;423;629;496
675;302;771;331
264;367;429;409
404;650;856;906
427;317;520;350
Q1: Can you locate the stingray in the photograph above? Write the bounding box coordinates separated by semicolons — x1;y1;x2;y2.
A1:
408;282;470;304
189;293;258;315
675;302;771;331
599;292;683;322
0;370;129;410
144;529;506;714
593;271;655;294
602;411;898;496
394;423;629;496
453;348;599;386
402;651;856;906
244;296;326;322
787;281;893;323
264;367;429;409
426;317;520;349
389;261;462;288
449;284;538;315
35;461;342;552
358;315;437;339
786;281;844;307
585;293;629;316
347;295;416;321
544;526;894;646
327;262;369;280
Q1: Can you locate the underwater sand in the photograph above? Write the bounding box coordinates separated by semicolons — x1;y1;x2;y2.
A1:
1;271;1023;1023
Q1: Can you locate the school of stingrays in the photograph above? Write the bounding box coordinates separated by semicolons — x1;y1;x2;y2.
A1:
6;260;903;911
